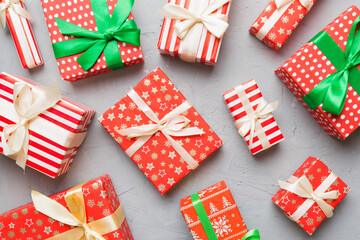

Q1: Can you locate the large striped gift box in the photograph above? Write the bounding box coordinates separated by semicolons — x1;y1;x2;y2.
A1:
2;0;43;69
0;73;95;177
158;0;232;66
223;80;284;155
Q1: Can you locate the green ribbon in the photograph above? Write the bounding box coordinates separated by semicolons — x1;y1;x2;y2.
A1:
302;16;360;115
241;229;260;240
52;0;140;71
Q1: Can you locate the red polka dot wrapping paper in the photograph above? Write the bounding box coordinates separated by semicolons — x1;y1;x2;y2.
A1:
0;175;134;239
272;157;350;235
40;0;144;82
99;68;223;194
180;181;249;240
276;5;360;139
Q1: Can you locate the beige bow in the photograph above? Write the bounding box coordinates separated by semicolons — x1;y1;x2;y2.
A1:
274;0;313;11
1;82;61;169
159;0;230;39
0;0;32;29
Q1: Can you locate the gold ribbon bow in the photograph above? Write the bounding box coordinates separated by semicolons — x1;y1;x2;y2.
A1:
159;0;230;39
1;82;61;170
274;0;313;11
0;0;32;29
32;183;125;240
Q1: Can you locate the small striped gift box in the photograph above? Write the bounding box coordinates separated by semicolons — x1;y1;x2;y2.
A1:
223;79;284;155
0;73;95;177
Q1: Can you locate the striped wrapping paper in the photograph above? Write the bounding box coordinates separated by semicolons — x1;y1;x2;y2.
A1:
157;0;231;66
2;0;43;69
223;79;284;155
0;73;95;177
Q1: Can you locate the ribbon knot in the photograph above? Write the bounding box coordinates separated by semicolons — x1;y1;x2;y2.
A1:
103;30;116;41
0;0;32;29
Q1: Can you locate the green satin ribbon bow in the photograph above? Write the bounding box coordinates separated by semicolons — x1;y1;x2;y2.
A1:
241;229;260;240
302;16;360;115
52;0;140;71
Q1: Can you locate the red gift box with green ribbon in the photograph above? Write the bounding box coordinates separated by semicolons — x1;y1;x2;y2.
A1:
276;5;360;139
40;0;144;82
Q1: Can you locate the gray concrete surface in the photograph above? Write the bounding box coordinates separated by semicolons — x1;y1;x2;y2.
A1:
0;0;359;239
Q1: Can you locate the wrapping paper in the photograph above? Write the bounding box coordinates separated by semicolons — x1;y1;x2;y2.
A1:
223;79;284;155
0;72;95;178
0;175;134;239
1;0;43;69
180;181;248;239
157;0;232;66
272;156;349;235
250;0;316;50
99;68;222;194
276;6;360;139
40;0;144;82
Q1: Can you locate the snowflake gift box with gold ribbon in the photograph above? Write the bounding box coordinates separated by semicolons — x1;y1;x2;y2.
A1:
99;68;223;194
250;0;316;50
272;156;350;235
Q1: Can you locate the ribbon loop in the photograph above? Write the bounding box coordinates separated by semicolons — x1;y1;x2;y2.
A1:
0;0;32;29
241;229;261;240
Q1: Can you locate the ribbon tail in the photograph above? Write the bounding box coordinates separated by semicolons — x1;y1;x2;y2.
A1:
241;229;260;240
175;19;197;40
12;4;32;20
53;38;99;59
0;11;6;29
316;198;334;218
103;40;125;70
202;15;229;38
76;40;107;71
15;126;29;170
114;20;141;46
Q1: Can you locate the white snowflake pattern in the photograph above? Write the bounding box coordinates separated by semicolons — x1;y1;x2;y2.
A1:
212;216;232;237
190;230;203;240
281;16;289;23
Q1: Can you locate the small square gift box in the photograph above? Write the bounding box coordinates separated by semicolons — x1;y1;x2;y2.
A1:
180;181;260;240
223;79;284;155
249;0;316;50
272;156;350;235
40;0;143;82
99;68;223;194
0;175;134;239
158;0;232;66
0;0;43;69
0;72;95;177
276;6;360;139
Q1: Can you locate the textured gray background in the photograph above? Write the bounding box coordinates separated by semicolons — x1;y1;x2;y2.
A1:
0;0;359;239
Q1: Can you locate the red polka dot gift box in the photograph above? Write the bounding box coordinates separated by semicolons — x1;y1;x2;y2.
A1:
272;156;350;235
0;175;134;239
99;68;223;194
40;0;144;82
276;6;360;139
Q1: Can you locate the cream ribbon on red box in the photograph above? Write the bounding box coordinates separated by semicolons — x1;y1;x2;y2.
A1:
278;172;339;222
255;0;313;41
0;0;32;29
118;89;204;170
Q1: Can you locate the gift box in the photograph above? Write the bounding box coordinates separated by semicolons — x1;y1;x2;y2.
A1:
272;156;350;235
249;0;316;50
180;181;260;240
40;0;144;82
0;72;95;178
0;175;134;239
276;6;360;139
158;0;232;66
223;79;284;155
1;0;43;69
99;68;223;194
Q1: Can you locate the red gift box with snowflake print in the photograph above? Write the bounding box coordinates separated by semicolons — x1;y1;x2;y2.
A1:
276;6;360;139
99;68;222;194
272;157;350;235
250;0;317;50
180;181;249;240
0;175;133;239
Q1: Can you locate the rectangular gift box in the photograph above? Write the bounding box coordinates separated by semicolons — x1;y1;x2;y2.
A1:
99;68;223;194
158;0;232;66
40;0;144;82
272;156;350;235
0;72;95;178
2;0;43;69
276;6;360;139
223;79;284;155
249;0;316;50
0;175;134;239
180;181;249;239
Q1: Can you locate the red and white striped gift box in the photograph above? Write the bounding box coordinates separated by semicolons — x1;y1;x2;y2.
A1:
223;80;284;155
2;0;43;69
157;0;231;66
0;73;95;177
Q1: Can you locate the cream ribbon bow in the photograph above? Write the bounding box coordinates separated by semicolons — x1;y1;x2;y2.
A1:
274;0;313;11
159;0;230;39
118;89;204;170
1;82;61;170
0;0;32;29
